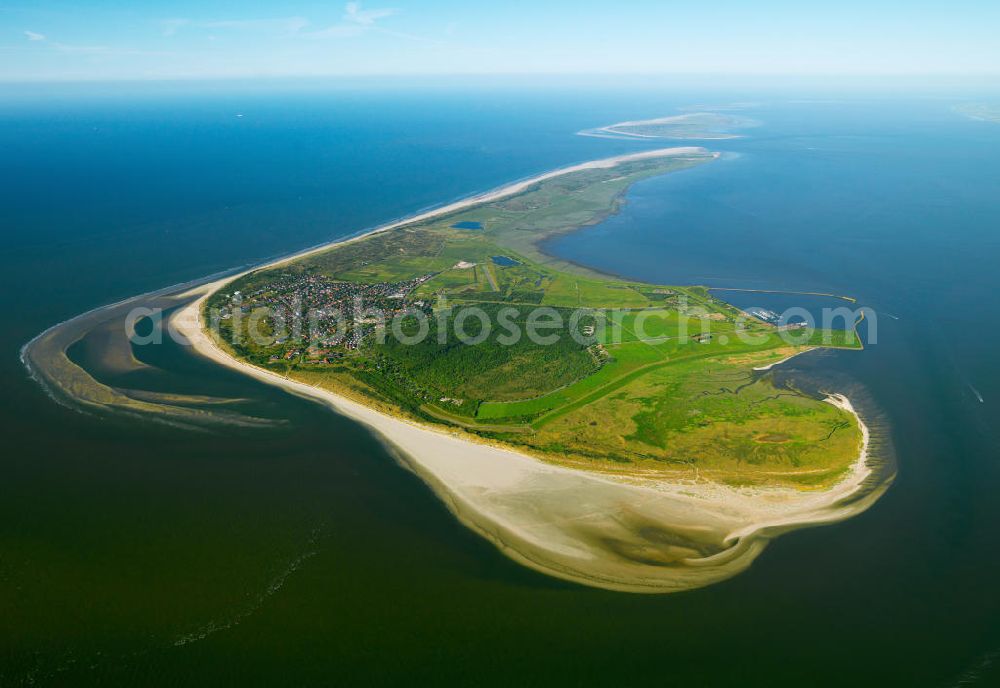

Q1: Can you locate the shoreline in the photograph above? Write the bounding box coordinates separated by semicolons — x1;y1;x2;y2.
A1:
752;347;816;371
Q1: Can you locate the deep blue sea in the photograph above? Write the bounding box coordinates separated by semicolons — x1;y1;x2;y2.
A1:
3;81;1000;686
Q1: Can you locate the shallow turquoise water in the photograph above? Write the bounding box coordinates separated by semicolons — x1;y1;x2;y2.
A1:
3;83;1000;686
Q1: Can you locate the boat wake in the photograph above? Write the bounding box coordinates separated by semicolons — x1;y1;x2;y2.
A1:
969;384;985;404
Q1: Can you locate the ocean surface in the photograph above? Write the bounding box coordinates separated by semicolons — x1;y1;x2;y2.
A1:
3;82;1000;686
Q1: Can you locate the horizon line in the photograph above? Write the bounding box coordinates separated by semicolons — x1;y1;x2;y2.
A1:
2;71;1000;86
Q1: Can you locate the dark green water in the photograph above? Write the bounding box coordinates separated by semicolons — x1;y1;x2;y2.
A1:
3;84;1000;686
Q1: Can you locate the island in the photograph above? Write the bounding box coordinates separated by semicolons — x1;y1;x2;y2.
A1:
164;147;888;592
23;147;889;593
577;112;755;140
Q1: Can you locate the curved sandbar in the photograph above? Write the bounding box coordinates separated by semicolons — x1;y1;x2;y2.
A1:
25;148;892;593
578;113;754;141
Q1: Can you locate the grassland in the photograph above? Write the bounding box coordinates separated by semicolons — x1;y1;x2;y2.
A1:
207;150;865;489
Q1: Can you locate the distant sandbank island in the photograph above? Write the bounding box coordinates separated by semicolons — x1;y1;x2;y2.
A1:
577;111;757;140
955;103;1000;124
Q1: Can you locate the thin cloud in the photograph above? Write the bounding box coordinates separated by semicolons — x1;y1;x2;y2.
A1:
21;31;114;54
303;2;398;39
157;4;398;41
344;2;395;26
16;31;174;58
23;28;165;56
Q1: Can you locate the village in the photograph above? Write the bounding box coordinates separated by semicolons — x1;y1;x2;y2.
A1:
216;271;436;363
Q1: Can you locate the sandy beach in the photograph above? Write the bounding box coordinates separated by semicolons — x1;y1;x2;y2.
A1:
752;347;816;371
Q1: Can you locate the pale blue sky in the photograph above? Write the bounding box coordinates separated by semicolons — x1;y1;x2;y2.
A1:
2;0;999;81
